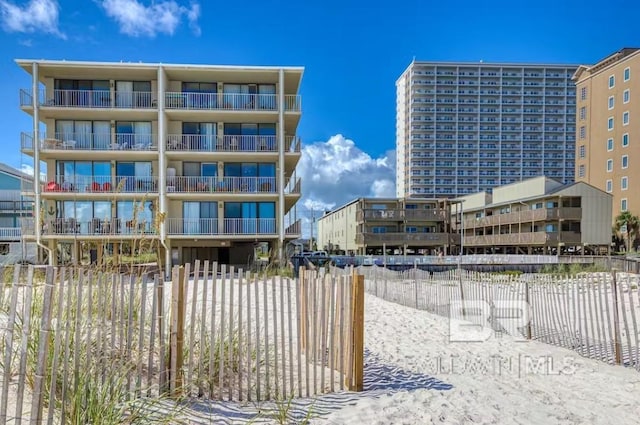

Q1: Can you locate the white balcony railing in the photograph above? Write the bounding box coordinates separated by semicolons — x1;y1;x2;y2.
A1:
22;132;158;151
20;89;156;109
164;92;278;111
166;134;278;152
168;176;276;193
166;218;276;235
41;218;156;236
44;175;158;193
0;227;21;240
21;88;300;111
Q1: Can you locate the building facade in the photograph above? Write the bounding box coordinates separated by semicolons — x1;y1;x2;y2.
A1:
396;61;578;198
317;198;459;255
18;59;302;268
455;177;612;255
573;48;640;220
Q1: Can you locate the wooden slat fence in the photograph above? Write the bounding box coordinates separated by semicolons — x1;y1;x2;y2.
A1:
357;265;640;369
0;262;365;424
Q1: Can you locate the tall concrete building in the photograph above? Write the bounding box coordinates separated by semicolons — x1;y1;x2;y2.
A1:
396;61;578;198
573;48;640;220
17;59;303;268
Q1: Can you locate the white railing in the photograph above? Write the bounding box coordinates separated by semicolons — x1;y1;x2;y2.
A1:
285;95;301;112
20;88;156;109
167;218;276;235
44;175;158;193
0;227;21;240
285;177;301;194
20;132;33;150
164;92;279;111
166;218;218;235
24;132;158;151
41;218;156;236
166;134;278;152
114;91;155;108
286;135;301;152
169;176;276;193
222;218;276;235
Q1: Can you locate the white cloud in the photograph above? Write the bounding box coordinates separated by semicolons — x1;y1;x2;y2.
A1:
297;134;395;227
100;0;201;37
0;0;65;38
20;164;34;176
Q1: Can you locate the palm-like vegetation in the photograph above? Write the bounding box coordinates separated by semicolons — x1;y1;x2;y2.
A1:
615;211;640;253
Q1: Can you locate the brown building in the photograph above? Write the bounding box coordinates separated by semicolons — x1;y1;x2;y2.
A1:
574;48;640;220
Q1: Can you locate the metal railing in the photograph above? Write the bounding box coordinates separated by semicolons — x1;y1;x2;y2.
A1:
44;175;158;193
165;218;278;235
23;132;158;151
168;176;277;193
166;134;278;152
164;92;279;111
285;219;301;235
41;218;156;236
0;227;21;240
285;177;301;195
357;209;448;221
464;207;583;228
20;89;156;108
285;95;301;112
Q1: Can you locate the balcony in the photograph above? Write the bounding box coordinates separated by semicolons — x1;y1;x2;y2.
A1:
285;177;301;195
0;227;21;241
464;207;582;228
357;209;448;221
40;218;156;236
21;132;158;152
43;175;159;194
165;134;301;154
285;219;301;236
464;231;581;246
355;232;455;246
169;176;276;194
20;89;155;109
166;218;276;235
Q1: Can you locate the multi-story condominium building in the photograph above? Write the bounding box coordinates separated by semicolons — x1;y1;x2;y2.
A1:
17;59;302;269
317;198;459;255
455;176;612;255
396;61;578;198
573;48;640;220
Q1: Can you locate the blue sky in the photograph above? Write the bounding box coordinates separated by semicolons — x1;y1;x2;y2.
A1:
0;0;639;226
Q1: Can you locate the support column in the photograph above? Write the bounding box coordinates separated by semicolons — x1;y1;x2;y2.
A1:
277;69;285;265
157;65;170;278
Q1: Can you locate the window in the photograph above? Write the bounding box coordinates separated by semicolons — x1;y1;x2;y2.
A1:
579;144;586;158
624;89;630;103
0;244;8;255
622;176;628;190
579;106;586;120
578;164;585;177
579;126;586;139
55;120;110;150
608;117;614;130
624;67;631;81
623;133;629;147
609;75;615;88
580;86;587;100
607;138;614;151
607;159;613;172
609;96;615;109
622;198;628;212
622;155;629;169
606;179;613;192
115;81;152;108
623;111;630;125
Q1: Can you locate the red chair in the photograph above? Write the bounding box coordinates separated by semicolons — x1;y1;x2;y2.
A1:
91;182;101;192
102;182;112;192
46;181;60;192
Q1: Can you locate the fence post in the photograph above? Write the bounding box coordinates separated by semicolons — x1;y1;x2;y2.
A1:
349;271;365;392
169;265;186;397
611;269;623;365
524;279;532;340
29;266;55;425
299;266;306;351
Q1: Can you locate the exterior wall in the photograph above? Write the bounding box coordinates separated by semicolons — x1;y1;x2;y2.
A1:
557;182;612;246
0;172;22;190
397;61;577;199
457;191;490;210
492;176;563;204
317;201;358;253
575;49;640;220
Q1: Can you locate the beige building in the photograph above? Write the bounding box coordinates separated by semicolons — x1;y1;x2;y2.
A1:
456;177;612;255
317;198;458;255
17;59;303;268
574;48;640;220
